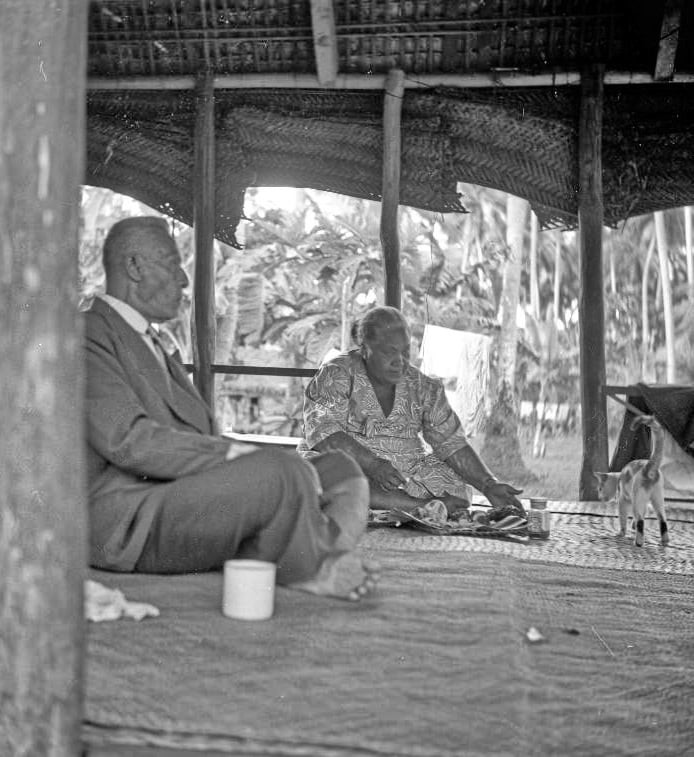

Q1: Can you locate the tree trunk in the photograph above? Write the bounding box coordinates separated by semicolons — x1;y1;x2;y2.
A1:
529;211;539;319
654;211;676;382
481;195;533;483
456;215;473;303
552;230;562;323
1;3;88;755
499;195;526;389
685;205;693;301
641;234;656;380
608;233;617;294
340;277;351;350
532;306;560;459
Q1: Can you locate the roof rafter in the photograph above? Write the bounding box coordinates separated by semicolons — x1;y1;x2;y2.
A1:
309;0;338;86
654;0;682;81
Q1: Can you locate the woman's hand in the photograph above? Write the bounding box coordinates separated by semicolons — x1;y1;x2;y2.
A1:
439;493;470;518
368;459;407;491
484;481;524;513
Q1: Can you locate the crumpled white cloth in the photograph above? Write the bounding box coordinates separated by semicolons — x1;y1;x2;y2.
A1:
85;579;160;623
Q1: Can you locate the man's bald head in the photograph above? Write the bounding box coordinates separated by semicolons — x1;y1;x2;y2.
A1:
102;216;171;282
101;216;188;322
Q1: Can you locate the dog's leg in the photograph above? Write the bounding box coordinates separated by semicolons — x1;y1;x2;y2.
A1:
650;478;669;546
632;488;649;547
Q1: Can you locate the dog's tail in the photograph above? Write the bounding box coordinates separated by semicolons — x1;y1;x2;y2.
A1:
629;415;663;481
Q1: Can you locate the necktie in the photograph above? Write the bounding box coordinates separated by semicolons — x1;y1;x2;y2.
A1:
146;326;169;371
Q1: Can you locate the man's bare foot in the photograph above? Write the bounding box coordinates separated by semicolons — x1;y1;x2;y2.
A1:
287;553;380;601
321;476;370;551
369;486;427;512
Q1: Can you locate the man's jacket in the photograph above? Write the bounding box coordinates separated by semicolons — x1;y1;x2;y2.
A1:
84;297;230;570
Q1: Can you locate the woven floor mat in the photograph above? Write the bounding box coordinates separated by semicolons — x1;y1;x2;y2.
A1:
364;513;694;574
84;554;694;757
469;497;694;522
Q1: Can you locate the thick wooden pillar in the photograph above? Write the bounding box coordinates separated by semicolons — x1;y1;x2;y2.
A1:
0;2;88;754
380;68;405;309
578;64;609;500
192;73;216;405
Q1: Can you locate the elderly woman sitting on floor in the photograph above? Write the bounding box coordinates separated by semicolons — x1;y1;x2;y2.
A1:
298;306;524;518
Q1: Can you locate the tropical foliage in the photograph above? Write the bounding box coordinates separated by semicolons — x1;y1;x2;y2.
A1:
78;184;694;438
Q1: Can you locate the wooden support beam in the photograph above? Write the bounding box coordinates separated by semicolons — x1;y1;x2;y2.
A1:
380;68;405;309
192;73;216;405
1;2;88;754
86;70;694;92
577;64;609;501
309;0;338;86
654;0;682;81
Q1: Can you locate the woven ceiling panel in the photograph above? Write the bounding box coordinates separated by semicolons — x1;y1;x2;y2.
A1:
87;0;662;79
85;83;694;245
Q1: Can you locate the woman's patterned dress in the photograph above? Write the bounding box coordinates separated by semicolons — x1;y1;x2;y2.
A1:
298;350;472;501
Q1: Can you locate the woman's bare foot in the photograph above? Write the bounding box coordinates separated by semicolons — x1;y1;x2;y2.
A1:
287;553;380;601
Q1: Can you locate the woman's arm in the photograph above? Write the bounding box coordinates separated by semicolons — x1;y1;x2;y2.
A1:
444;446;523;512
313;431;406;491
419;375;524;512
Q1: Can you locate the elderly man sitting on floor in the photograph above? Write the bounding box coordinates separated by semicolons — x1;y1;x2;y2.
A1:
84;216;378;601
298;306;524;519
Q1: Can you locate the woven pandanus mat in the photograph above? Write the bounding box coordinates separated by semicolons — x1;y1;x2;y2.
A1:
219;105;461;214
83;549;694;757
86;91;252;247
473;497;694;522
86;83;694;244
366;512;694;575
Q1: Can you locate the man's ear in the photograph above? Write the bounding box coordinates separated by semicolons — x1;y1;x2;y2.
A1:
125;254;143;282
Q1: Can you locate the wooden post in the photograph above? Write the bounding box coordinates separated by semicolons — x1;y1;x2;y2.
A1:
0;2;88;754
380;69;405;309
309;0;338;86
192;73;216;405
654;0;682;81
578;64;609;500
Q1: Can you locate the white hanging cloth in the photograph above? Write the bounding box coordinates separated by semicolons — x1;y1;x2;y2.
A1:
420;324;492;437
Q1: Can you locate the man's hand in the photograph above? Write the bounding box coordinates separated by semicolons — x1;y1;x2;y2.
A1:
226;442;261;461
369;459;407;491
484;481;524;513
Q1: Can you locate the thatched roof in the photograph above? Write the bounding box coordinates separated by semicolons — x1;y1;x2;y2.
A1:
86;1;694;244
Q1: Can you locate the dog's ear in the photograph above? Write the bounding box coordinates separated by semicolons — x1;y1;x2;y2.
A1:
629;413;653;432
593;472;607;483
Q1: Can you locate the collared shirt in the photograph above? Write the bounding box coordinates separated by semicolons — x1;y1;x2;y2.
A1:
99;293;164;366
